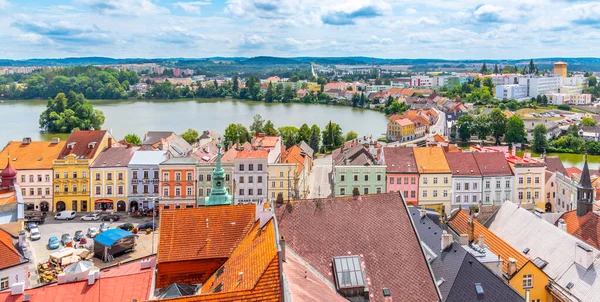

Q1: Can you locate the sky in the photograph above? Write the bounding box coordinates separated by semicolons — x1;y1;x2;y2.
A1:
0;0;599;60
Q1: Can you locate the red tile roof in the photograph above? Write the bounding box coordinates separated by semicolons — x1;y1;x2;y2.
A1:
544;156;567;175
0;269;152;302
445;152;482;176
158;205;256;263
276;193;439;302
283;251;346;302
57;130;108;159
393;118;414;127
558;211;600;250
235;149;268;159
383;147;418;173
0;229;22;270
251;135;280;149
566;167;582;178
0;140;66;170
472;152;513;176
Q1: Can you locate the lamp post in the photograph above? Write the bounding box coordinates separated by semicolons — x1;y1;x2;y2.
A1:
152;196;159;255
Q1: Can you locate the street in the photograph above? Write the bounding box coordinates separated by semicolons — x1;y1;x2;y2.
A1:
25;214;157;287
307;155;333;198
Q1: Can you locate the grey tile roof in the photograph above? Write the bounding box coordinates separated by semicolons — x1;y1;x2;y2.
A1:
409;207;523;302
160;157;198;165
128;150;167;166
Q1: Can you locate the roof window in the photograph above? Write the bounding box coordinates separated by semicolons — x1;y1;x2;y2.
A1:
333;255;365;290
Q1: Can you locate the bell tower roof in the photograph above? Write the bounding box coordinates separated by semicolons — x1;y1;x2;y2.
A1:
203;138;233;206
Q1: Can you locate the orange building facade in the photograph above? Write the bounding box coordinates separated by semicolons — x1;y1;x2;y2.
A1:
159;157;198;209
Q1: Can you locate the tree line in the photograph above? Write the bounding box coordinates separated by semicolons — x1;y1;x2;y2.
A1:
39;92;105;133
455;108;526;145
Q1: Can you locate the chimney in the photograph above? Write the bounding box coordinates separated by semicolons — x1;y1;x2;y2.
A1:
279;236;286;262
10;282;24;296
419;207;427;219
51;137;60;144
478;235;485;248
468;215;475;243
459;234;469;245
108;137;113;148
88;269;100;285
507;258;518;276
512;147;516;157
441;230;453;251
22;137;31;145
575;243;594;269
557;219;567;232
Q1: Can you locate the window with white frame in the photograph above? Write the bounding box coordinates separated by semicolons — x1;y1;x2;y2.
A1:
523;274;533;288
0;277;8;290
433;190;438;197
443;190;448;197
433;177;438;184
175;186;181;196
423;177;428;185
443;177;448;184
518;191;523;200
485;180;490;189
175;172;181;181
423;190;427;198
340;188;346;195
187;186;193;196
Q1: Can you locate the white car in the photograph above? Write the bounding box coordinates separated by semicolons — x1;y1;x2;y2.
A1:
80;213;100;221
30;228;41;241
55;211;76;220
87;227;99;238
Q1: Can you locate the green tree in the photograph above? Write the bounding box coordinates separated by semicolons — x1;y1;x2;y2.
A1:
39;92;105;133
322;121;343;151
249;114;265;134
263;120;278;136
588;76;597;88
298;124;311;143
505;116;526;145
482;77;494;89
566;124;580;137
180;128;199;145
493;64;499;74
582;117;597;127
232;75;239;93
456;114;474;141
309;124;320;152
532;124;548;154
224;123;250;146
473;114;490;142
124;133;141;145
351;93;360;107
480;63;488;74
344;131;358;142
283;85;295;102
527;59;538;74
264;82;274;103
375;78;382;85
278;126;299;148
488;108;507;144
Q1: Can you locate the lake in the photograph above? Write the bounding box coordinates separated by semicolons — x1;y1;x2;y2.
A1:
0;98;388;145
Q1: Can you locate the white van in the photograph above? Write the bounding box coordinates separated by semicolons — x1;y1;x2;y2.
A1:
55;211;76;220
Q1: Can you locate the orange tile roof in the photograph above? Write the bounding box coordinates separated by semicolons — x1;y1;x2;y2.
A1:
281;145;306;174
158;205;256;263
0;269;152;302
0;190;17;206
432;134;447;143
0;229;22;270
220;148;238;163
558;210;600;250
236;149;269;159
394;118;414;127
448;210;528;275
565;167;582;178
389;114;403;121
160;219;281;302
412;147;450;173
0;141;66;170
252;135;280;149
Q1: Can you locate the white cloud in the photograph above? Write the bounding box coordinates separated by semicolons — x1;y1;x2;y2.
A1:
0;0;9;8
78;0;168;16
173;1;211;14
405;8;417;14
240;34;268;48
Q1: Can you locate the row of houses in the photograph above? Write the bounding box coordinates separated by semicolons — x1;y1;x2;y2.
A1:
386;109;438;142
0;131;313;213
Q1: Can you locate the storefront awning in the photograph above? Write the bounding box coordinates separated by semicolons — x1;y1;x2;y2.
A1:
95;199;113;204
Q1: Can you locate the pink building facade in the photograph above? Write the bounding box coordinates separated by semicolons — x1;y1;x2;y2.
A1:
382;147;419;205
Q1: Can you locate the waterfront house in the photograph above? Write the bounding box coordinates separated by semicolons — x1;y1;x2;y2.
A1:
524;120;561;141
0;137;64;212
52;130;111;212
331;144;386;197
90;145;137;212
381;147;419;205
413;147;452;212
234;150;269;205
386;117;415;142
472;152;514;206
445;152;483;209
159;157;198;209
127;150;166;212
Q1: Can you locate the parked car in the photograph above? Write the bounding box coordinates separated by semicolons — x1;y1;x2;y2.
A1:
99;223;110;233
25;211;47;219
48;236;60;250
87;227;99;238
101;214;120;222
560;114;565;117
30;228;41;241
137;222;157;231
74;230;84;241
61;233;72;246
117;223;135;232
25;216;45;225
80;213;100;221
55;211;76;220
26;222;37;231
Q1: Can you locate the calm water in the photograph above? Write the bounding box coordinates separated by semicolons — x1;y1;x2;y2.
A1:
0;98;388;145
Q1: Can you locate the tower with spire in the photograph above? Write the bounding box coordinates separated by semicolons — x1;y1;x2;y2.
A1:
203;139;233;206
576;153;594;217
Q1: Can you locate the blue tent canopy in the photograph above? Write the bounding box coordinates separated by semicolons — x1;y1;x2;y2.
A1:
94;228;137;247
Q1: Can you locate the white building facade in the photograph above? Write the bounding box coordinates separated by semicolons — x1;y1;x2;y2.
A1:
410;76;433;88
233;152;269;205
496;84;528;100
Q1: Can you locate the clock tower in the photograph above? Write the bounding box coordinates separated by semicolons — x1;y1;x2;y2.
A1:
204;139;233;206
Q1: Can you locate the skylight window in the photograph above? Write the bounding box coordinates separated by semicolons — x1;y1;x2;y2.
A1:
475;283;484;295
333;255;365;290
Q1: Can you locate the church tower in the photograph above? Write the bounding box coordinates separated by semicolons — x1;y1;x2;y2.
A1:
576;154;594;217
204;139;233;206
0;157;17;190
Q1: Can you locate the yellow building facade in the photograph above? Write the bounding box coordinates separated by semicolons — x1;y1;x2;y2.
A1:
89;146;137;212
508;261;552;302
52;130;110;212
513;162;546;207
267;163;297;203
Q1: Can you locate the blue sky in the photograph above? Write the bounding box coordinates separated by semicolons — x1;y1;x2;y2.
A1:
1;0;599;60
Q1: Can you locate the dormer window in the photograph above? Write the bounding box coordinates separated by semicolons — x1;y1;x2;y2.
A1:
332;255;366;295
